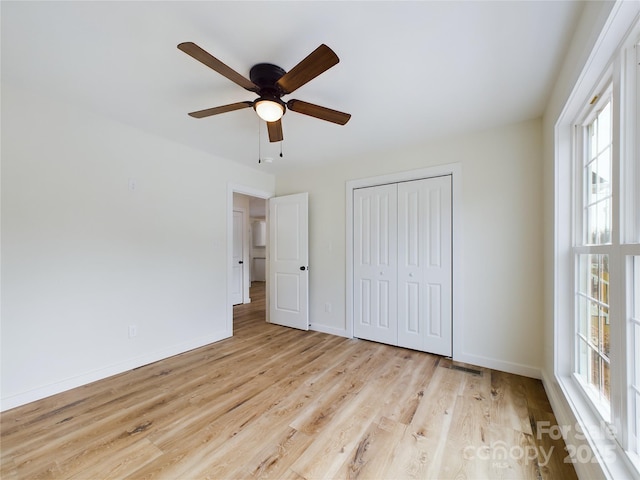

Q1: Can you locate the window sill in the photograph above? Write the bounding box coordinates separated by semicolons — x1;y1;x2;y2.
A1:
572;372;611;423
554;373;640;479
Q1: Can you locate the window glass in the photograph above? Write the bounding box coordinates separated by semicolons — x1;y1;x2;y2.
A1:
577;253;611;406
632;257;640;454
584;100;613;245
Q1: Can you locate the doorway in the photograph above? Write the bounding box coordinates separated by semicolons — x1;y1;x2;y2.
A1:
228;185;310;335
227;185;272;335
232;192;268;307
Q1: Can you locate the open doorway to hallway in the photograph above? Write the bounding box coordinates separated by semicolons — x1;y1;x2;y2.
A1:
232;193;267;327
232;281;266;333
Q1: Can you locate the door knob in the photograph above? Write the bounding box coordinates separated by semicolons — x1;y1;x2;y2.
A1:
300;266;307;271
238;261;243;264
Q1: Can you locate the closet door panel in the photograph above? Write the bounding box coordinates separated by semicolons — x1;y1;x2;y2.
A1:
397;176;452;355
353;184;398;345
397;181;425;351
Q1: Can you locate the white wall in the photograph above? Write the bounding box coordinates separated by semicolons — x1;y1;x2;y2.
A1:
276;118;544;376
1;83;275;410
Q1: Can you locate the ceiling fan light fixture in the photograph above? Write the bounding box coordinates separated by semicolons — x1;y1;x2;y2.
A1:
254;98;285;122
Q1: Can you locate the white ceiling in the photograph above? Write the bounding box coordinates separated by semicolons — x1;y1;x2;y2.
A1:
1;1;583;175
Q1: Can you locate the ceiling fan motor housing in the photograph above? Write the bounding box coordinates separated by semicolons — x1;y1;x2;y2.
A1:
250;63;287;107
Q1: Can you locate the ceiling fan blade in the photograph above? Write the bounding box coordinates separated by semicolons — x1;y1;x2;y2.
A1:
287;99;351;125
178;42;259;92
276;44;339;94
267;119;283;142
188;101;253;118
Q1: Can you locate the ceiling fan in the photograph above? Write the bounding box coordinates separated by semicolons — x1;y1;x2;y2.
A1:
177;42;351;143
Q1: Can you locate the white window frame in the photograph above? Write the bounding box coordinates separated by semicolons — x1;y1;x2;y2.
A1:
554;3;640;479
573;85;615;422
627;255;640;459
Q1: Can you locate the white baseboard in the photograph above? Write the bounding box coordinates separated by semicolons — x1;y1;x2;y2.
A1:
310;323;350;338
453;351;542;379
1;330;231;412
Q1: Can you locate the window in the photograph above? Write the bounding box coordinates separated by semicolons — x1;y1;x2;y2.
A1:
555;6;640;478
574;93;614;418
571;47;640;460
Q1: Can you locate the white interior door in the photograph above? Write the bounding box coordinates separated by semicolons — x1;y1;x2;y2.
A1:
397;176;452;356
269;193;309;330
353;184;398;344
231;209;244;306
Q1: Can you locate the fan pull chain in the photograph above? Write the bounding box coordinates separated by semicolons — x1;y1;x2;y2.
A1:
280;141;283;158
257;118;262;164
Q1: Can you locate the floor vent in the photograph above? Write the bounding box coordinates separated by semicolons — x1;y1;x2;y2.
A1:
448;364;483;376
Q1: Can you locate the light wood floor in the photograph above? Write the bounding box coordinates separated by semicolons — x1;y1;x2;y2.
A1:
1;282;577;479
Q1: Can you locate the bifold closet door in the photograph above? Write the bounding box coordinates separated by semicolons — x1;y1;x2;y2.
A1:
353;176;452;357
397;176;452;356
353;183;398;344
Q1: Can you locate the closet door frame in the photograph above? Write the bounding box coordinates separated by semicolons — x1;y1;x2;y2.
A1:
346;163;463;359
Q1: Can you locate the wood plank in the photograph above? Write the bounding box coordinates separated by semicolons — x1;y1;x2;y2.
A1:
137;340;367;478
437;369;492;479
381;366;465;478
333;416;407;479
68;438;163;480
287;345;407;479
528;408;579;480
490;370;533;435
240;428;314;479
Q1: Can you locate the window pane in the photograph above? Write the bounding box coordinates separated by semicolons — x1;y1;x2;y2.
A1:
586;204;596;244
633;258;639;385
578;295;589;336
600;306;610;357
578;337;588;382
636;391;640;453
585;203;612;245
586;149;612;203
587;159;598;200
576;253;612;410
632;257;640;454
598;199;612;244
597;147;612;199
601;255;610;307
590;347;600;391
589;253;600;298
590;300;600;346
589;123;597;163
636;322;640;387
603;359;611;401
578;254;590;294
583;99;613;246
596;102;611;153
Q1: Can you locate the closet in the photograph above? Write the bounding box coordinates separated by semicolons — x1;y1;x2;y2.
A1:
353;175;452;356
